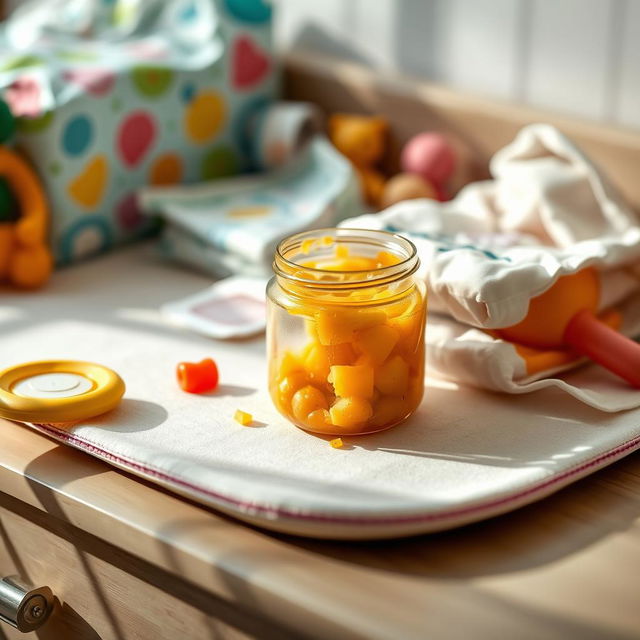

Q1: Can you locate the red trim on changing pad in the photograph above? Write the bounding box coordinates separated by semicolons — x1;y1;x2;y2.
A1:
33;423;640;527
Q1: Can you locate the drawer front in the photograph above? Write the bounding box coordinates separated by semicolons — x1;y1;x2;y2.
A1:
0;497;258;640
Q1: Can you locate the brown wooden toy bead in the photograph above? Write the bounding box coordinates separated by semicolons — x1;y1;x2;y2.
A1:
380;172;437;209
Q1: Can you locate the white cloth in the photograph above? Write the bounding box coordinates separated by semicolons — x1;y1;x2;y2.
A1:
344;124;640;410
4;248;640;539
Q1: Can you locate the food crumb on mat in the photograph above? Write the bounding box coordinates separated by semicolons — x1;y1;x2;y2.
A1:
234;409;253;426
330;437;344;449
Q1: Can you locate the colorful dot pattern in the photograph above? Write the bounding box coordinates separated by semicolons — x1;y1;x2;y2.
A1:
201;145;239;180
184;91;226;144
224;0;272;24
0;3;276;264
62;114;93;156
117;111;157;167
150;152;183;186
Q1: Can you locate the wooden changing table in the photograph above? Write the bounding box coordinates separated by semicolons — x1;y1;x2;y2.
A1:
1;360;640;639
1;54;640;639
1;246;640;639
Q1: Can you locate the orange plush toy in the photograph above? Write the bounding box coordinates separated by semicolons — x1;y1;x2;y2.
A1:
328;114;388;207
0;100;52;288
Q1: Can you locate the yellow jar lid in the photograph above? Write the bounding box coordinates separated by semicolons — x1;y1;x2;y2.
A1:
0;360;125;423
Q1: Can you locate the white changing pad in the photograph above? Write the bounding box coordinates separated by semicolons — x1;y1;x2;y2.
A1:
3;247;640;539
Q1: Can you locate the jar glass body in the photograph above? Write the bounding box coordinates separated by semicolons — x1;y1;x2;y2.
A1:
266;228;427;436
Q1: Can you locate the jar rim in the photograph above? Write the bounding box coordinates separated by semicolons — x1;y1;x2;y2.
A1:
273;227;419;291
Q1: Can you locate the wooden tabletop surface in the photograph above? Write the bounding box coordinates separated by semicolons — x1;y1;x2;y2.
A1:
1;248;639;639
2;414;640;639
0;54;637;639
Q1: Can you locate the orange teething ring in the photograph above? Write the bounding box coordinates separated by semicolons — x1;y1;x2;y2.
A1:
0;146;52;287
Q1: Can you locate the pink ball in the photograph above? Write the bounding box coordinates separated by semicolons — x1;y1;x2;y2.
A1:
401;132;456;187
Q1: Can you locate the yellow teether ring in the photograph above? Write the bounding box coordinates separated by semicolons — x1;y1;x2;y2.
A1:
0;360;125;423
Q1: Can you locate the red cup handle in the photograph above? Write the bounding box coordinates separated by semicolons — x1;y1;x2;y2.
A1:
564;309;640;388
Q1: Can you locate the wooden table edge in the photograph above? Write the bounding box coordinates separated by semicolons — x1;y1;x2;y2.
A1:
0;418;441;639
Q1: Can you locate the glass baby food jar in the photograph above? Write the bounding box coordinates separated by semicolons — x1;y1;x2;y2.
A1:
267;228;427;435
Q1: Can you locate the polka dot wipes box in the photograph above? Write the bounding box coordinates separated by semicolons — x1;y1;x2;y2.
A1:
0;0;277;264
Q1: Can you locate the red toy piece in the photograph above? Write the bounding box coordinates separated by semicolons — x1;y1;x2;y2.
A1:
177;358;219;393
401;132;456;188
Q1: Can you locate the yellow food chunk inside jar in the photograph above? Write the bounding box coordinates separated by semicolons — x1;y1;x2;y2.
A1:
353;324;399;365
291;385;328;421
375;355;410;395
278;370;308;403
307;408;331;430
376;250;401;267
303;342;357;383
278;352;303;377
370;396;408;428
315;309;386;345
330;364;374;399
391;310;425;355
326;342;357;365
303;343;331;383
408;375;425;406
330;397;373;429
319;257;379;272
301;238;316;254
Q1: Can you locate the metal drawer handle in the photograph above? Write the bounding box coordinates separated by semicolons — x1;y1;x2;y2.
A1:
0;576;53;633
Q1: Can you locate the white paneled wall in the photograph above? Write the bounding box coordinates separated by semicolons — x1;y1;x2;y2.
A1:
617;0;640;128
434;0;523;99
275;0;640;129
524;0;615;119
